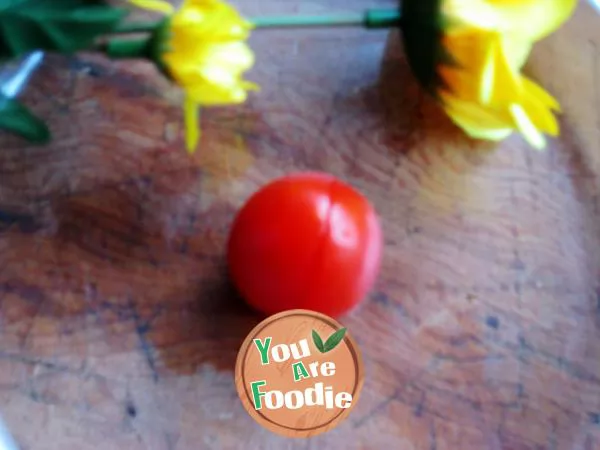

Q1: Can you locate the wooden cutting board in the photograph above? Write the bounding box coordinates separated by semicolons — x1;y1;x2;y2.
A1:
0;0;598;448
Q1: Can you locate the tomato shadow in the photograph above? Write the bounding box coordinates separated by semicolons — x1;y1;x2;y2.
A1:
143;261;263;377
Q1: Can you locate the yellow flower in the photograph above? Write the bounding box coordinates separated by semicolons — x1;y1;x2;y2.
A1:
401;0;577;149
130;0;258;153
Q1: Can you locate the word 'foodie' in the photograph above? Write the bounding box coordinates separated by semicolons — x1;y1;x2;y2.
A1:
249;337;353;411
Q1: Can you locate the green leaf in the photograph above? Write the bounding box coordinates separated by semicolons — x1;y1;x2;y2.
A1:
0;96;50;143
0;0;129;60
322;328;347;353
312;330;325;353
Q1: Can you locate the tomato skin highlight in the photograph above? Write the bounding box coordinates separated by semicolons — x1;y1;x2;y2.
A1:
226;172;383;318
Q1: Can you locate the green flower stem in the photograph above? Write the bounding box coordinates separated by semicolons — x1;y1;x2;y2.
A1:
252;9;401;28
103;38;150;58
113;21;159;34
112;8;401;34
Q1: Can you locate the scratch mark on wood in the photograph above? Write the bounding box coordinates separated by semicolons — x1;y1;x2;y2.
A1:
129;298;159;382
0;350;86;376
414;391;426;417
0;209;41;233
126;402;137;418
353;389;401;428
429;420;437;450
486;315;500;329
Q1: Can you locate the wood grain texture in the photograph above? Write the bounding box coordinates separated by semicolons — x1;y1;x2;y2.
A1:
0;0;599;449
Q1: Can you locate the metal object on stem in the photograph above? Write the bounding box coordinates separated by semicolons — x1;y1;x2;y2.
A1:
0;51;44;99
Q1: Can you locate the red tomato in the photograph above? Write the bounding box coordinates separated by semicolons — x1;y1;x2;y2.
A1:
226;172;383;318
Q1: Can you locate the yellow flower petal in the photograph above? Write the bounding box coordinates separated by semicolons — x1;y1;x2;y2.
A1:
129;0;174;14
171;0;253;42
479;39;497;104
478;33;522;106
166;41;255;105
441;92;514;140
509;103;546;150
131;0;258;153
519;83;560;136
439;29;498;103
183;96;200;153
167;42;254;77
424;0;573;149
444;0;577;42
521;77;561;112
499;36;532;70
484;0;578;42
